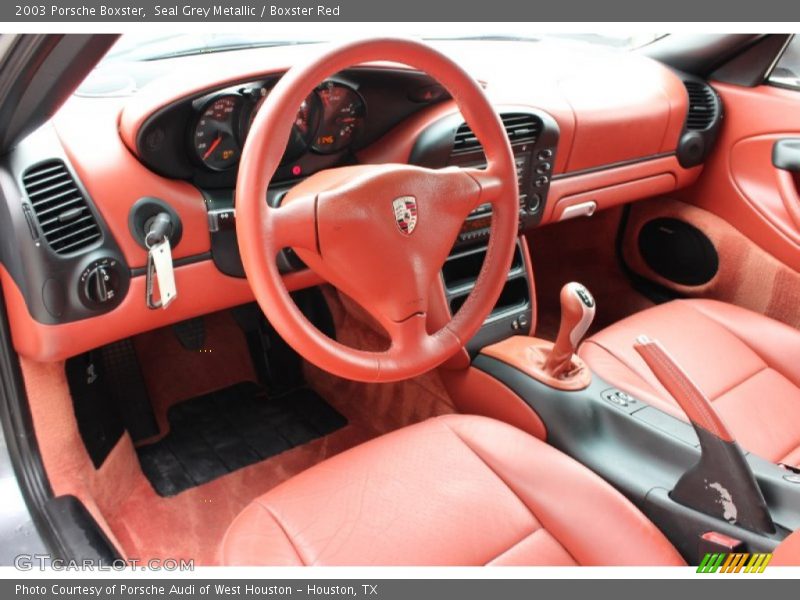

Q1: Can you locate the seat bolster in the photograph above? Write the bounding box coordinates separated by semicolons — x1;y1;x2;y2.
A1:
684;299;800;388
219;501;305;566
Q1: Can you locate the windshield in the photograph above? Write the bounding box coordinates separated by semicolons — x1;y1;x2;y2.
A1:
103;30;665;62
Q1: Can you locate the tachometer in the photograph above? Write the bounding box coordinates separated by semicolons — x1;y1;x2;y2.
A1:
245;90;321;161
193;95;243;171
312;82;365;154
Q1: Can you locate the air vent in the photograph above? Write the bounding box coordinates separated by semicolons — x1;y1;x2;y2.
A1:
684;81;718;131
22;160;101;255
453;113;542;154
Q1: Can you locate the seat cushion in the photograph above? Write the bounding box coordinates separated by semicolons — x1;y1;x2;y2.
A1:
220;415;683;566
774;529;800;566
580;299;800;467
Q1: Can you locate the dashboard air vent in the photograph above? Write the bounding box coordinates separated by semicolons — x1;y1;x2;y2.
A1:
453;113;542;154
684;81;718;131
22;160;101;255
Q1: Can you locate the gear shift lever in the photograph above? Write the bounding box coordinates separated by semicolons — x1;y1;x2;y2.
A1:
544;282;596;377
481;281;595;391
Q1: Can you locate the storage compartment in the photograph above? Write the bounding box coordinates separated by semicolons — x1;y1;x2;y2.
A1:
440;238;533;353
442;243;524;291
450;277;529;317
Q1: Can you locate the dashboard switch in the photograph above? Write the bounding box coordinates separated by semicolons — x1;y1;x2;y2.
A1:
79;257;122;308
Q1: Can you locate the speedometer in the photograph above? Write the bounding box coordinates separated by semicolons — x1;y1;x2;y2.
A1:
193;95;243;171
312;83;365;154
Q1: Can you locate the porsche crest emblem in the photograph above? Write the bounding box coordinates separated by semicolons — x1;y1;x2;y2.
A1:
392;196;418;235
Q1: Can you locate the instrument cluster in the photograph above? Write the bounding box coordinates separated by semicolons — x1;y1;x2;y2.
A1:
191;80;366;171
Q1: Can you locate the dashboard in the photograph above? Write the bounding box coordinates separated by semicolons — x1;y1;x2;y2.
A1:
0;39;720;361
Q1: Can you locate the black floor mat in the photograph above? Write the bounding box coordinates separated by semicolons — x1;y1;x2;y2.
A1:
136;382;347;497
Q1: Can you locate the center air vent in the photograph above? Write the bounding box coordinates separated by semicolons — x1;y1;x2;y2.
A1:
453;113;542;154
22;160;101;255
684;81;719;131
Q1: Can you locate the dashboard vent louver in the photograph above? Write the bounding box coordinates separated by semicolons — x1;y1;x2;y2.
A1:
684;81;718;131
453;113;542;154
22;160;101;255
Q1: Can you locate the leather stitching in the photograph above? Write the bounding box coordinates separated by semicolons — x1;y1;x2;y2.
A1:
252;499;308;566
581;339;662;396
638;342;727;439
440;421;581;565
484;527;572;566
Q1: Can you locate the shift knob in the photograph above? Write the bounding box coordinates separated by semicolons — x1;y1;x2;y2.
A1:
544;282;596;377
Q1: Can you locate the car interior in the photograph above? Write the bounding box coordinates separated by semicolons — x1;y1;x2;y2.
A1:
2;32;800;566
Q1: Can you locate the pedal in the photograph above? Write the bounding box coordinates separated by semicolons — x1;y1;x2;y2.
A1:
231;303;304;393
99;339;159;442
172;317;206;351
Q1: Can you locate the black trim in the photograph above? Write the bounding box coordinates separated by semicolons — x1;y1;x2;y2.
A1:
550;152;676;181
42;495;121;564
672;428;774;535
712;34;794;88
129;252;212;277
2;125;131;326
641;34;765;79
128;197;184;250
0;35;118;153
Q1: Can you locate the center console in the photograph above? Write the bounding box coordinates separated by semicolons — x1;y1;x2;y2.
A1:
411;107;561;242
441;240;534;354
410;107;561;354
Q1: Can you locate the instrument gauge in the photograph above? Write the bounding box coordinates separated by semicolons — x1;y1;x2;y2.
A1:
193;95;243;171
312;83;366;154
245;90;321;161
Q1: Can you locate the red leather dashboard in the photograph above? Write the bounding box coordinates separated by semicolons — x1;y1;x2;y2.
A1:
3;40;701;361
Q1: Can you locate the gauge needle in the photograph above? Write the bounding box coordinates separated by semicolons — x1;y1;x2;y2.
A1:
203;135;222;160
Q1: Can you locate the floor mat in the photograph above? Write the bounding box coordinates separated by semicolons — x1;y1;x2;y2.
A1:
137;382;347;496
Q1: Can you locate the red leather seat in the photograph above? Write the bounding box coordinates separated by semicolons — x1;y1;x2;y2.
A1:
774;529;800;565
580;299;800;467
221;415;683;565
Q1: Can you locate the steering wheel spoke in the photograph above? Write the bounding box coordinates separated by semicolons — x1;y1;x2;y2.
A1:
264;193;318;253
461;167;505;209
384;313;430;353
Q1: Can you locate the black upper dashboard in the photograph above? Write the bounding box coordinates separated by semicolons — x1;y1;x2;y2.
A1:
134;68;452;190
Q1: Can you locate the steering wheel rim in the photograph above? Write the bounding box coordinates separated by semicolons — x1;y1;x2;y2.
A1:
236;37;518;382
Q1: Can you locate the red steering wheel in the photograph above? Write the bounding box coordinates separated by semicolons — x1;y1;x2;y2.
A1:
236;38;518;382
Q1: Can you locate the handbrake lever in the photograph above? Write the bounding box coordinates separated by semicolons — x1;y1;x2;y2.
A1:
634;335;775;535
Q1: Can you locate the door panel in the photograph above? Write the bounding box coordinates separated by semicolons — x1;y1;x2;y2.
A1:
621;77;800;328
729;134;800;246
675;83;800;272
